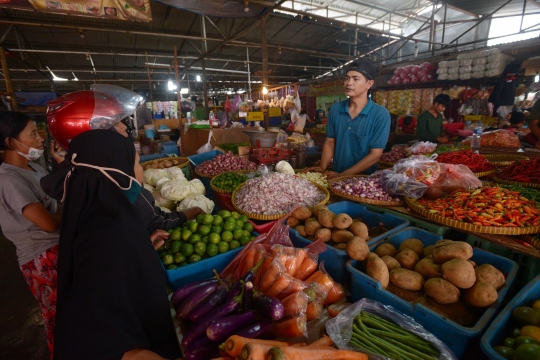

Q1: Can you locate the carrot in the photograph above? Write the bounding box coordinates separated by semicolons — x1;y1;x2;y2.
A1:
276;278;307;300
253;248;266;269
285;249;306;276
266;274;292;297
266;346;368;360
306;301;323;321
294;257;318;281
313;273;334;294
239;247;257;277
259;261;284;292
281;292;308;317
225;335;288;357
305;270;323;283
290;343;307;347
237;343;276;360
272;315;307;338
255;256;273;288
324;282;346;306
327;306;341;318
307;335;333;347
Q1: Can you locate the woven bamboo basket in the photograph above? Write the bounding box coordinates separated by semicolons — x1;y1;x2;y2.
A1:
231;181;330;221
141;156;189;169
405;197;540;235
474;170;496;178
210;171;252;194
378;160;395;167
483;154;529;166
492;177;540;189
328;175;403;207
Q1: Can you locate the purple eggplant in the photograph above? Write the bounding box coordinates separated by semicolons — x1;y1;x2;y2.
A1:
253;290;284;321
181;283;244;349
176;282;218;320
243;281;254;311
225;257;264;302
236;319;273;338
206;310;257;342
171;278;217;307
184;337;219;360
188;272;229;322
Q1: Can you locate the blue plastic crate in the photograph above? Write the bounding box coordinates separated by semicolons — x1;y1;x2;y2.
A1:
347;227;519;359
289;201;409;286
481;274;540;360
187;150;223;167
306;146;319;154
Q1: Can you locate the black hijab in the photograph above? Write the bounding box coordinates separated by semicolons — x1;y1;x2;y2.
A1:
54;130;180;360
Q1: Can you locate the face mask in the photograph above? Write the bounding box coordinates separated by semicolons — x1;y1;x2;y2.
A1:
62;153;142;204
13;139;44;161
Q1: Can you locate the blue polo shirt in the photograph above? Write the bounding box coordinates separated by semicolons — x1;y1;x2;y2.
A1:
327;99;390;174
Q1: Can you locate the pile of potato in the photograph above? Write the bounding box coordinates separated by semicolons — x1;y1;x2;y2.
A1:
143;158;184;170
366;239;505;308
287;205;371;255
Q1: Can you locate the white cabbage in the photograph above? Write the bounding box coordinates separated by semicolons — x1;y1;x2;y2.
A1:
144;169;169;186
188;179;206;195
152;190;176;210
155;177;172;189
160;178;206;201
177;194;215;214
275;160;295;175
166;167;186;181
143;182;155;192
160;207;172;213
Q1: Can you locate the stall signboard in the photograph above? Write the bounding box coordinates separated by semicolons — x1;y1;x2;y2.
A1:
246;112;264;121
309;80;344;96
1;0;152;21
268;107;282;117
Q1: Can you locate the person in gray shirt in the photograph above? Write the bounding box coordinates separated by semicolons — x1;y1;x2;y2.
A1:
0;111;61;359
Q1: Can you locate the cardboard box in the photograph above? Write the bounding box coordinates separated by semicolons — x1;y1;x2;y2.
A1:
237;146;251;156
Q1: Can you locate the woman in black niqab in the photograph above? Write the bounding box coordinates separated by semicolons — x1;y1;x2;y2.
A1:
54;130;180;360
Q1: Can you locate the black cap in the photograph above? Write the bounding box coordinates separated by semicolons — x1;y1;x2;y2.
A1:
345;60;378;83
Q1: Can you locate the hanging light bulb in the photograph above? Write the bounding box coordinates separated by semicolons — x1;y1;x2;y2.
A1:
304;67;307;71
244;0;249;12
278;47;282;55
262;86;268;95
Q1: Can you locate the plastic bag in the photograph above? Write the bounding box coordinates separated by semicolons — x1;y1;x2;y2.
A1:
407;141;436;155
294;91;301;113
290;108;306;133
394;155;441;186
180;97;195;113
325;298;458;360
196;130;213;154
461;129;520;148
224;96;233;112
380;170;429;198
425;164;482;199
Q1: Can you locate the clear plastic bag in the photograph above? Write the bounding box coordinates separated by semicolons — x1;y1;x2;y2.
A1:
325;298;458;360
196;130;213;154
436;68;448;74
473;57;487;65
459;59;473;67
447;67;459;74
425;164;482;199
380;169;429;199
461;129;521;148
407;141;437;155
394;155;441;186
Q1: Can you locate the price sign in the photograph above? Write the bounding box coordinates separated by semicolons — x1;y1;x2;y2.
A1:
269;107;282;117
246;112;264;121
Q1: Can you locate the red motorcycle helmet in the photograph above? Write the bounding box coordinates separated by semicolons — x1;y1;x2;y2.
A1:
47;90;129;150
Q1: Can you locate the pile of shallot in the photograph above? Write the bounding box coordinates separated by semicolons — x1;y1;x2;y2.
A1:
234;173;326;215
196;151;257;177
331;176;399;202
380;145;408;163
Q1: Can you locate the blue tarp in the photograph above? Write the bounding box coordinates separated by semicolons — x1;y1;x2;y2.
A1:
15;92;57;106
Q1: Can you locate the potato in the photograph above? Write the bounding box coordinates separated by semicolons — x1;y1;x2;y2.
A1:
346;237;370;261
306;218;317;223
436;239;454;246
349;221;369;240
395;249;419;270
315;228;332;242
424;278;460;305
381;255;401;271
366;253;389;290
475;264;505;290
332;229;354;243
442;258;476;289
305;220;322;236
414;258;442;280
318;210;336;228
463;281;498;307
424;245;435;258
374;243;397;258
433;241;473;263
286;217;300;228
312;205;329;217
389;268;424;291
399;238;424;257
333;213;353;229
468;260;477;269
295;225;306;237
292;206;312;220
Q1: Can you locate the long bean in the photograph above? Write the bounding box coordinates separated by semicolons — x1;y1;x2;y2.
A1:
351;332;392;358
359;317;423;341
360;312;421;339
353;324;413;359
385;338;438;360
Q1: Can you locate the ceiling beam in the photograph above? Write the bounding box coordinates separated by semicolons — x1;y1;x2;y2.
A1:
444;4;479;18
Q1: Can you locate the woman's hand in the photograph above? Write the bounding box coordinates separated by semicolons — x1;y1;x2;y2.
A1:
302;166;324;174
324;171;341;180
150;230;169;250
182;207;206;220
49;140;66;164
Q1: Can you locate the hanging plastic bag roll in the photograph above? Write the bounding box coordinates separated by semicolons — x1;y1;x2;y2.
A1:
196;130;213;154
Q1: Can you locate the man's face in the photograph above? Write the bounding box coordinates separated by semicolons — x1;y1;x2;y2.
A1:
344;71;374;98
434;102;446;113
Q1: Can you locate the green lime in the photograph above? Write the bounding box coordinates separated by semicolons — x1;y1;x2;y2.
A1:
241;236;252;246
209;232;221;244
206;243;219;257
218;210;231;219
188;221;199;233
188;233;201;244
211;225;222;234
222;231;233;242
223;222;236;232
201;236;209;243
231;212;241;220
181;229;192;241
230;240;241;250
181;243;194;257
235;220;244;229
189;254;202;263
198;224;211;236
174;226;182;231
202;214;214;225
213;215;223;226
240;215;249;223
167;264;178;270
233;229;244;240
243;223;254;232
515;337;540;347
157;249;167;257
162;241;170;250
170;241;182;253
242;230;251;238
513;328;523;338
504;337;516;349
174;253;186;264
217;241;229;253
194;241;206;256
162;254;174;265
225;216;236;223
196;214;204;224
167;229;174;234
179;261;187;267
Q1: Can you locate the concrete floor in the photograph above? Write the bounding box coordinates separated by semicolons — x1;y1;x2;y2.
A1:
0;232;49;360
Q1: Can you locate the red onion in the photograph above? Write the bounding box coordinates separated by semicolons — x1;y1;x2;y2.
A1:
380;145;408;163
196;151;257;177
331;175;399;202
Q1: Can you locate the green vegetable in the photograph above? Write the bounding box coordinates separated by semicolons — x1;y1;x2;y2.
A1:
494;346;515;359
433;145;471;154
212;172;248;192
498;184;540;208
513;307;540;327
219;142;251;154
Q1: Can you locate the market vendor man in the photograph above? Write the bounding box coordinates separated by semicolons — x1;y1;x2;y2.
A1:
304;60;390;179
524;99;540;149
416;94;451;143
